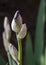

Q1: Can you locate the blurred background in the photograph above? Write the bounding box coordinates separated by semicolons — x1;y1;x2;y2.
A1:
0;0;46;64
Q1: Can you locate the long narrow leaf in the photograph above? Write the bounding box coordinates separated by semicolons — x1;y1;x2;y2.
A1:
25;32;34;65
34;0;45;65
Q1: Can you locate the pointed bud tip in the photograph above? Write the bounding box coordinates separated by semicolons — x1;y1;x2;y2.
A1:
4;16;9;29
4;16;8;20
4;16;8;23
14;10;19;20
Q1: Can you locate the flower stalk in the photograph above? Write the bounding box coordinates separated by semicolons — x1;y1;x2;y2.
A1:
11;10;27;65
17;39;22;65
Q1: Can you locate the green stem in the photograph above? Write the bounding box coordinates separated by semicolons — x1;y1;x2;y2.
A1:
18;39;22;65
7;52;13;65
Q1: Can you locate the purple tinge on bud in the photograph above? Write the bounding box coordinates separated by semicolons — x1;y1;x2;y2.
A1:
14;10;19;20
11;10;22;32
13;10;22;26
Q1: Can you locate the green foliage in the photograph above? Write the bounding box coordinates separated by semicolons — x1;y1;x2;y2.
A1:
34;0;45;64
0;0;45;65
25;32;35;65
0;54;6;65
25;0;45;65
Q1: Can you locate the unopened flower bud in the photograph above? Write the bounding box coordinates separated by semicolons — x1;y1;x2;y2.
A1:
4;17;11;40
3;32;9;52
11;10;22;32
8;43;19;64
17;24;27;39
11;19;20;33
4;17;9;30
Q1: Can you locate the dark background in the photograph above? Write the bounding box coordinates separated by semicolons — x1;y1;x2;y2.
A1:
0;0;46;64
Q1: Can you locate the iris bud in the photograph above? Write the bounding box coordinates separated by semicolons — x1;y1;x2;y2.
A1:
17;24;27;39
3;32;9;52
8;43;19;64
4;17;11;40
11;10;22;33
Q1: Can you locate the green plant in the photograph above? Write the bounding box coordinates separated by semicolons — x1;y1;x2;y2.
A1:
1;0;45;65
25;0;45;65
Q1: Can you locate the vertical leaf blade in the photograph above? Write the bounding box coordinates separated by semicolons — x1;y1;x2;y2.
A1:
34;0;45;64
25;32;34;65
